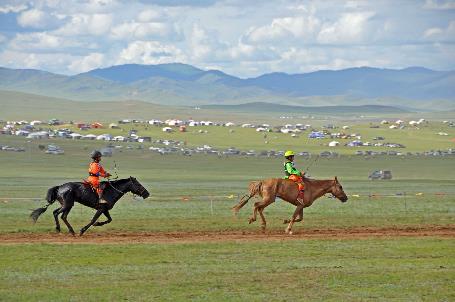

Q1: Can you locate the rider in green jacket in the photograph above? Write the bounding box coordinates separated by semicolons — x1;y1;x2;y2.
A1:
284;150;305;203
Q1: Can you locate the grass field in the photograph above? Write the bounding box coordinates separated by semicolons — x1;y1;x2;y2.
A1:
1;238;454;301
1;119;455;301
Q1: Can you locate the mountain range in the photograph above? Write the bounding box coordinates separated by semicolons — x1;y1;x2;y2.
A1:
0;63;454;110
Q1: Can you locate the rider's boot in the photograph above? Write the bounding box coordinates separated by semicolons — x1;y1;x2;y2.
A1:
97;189;107;205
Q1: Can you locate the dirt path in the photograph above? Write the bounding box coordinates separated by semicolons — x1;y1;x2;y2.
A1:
1;225;454;245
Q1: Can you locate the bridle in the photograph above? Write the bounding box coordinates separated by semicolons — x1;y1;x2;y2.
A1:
129;179;147;198
106;178;147;198
326;179;340;199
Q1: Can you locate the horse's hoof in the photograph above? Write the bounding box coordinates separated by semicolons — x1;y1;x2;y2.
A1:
55;228;61;233
69;231;76;236
79;229;85;236
283;220;290;224
288;231;293;235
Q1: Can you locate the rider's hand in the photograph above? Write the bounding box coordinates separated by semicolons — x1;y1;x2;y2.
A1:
106;173;112;178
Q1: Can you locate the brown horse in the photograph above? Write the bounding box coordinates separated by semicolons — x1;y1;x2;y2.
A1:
232;177;348;234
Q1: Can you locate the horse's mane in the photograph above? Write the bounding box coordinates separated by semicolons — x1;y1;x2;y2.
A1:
100;178;130;186
303;178;333;185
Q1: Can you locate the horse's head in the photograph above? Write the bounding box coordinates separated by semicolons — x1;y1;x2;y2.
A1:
128;177;150;199
330;176;348;202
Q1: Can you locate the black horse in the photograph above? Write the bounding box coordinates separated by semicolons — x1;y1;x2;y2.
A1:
31;177;150;236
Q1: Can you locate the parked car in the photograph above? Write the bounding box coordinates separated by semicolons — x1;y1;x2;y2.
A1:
368;170;392;180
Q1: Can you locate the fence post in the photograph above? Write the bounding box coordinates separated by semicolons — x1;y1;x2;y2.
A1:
210;195;214;215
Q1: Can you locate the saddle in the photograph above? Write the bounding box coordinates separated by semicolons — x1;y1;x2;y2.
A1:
82;180;107;192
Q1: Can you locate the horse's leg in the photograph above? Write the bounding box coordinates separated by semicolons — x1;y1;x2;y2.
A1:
79;207;105;236
283;207;303;224
248;195;275;230
257;198;274;231
53;207;62;232
248;201;261;224
60;207;75;236
93;210;112;227
286;205;304;234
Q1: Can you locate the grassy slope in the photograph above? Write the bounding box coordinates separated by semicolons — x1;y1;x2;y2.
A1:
2;89;455;122
201;102;410;114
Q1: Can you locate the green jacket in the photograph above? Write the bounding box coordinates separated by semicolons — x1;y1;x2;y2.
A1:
284;161;302;179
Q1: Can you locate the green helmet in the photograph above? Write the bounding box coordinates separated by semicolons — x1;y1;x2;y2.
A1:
284;150;295;157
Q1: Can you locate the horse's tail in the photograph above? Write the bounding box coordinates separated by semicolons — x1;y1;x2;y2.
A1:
30;186;59;223
232;181;262;215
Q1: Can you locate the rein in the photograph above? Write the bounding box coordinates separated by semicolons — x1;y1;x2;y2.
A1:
305;155;320;173
107;180;125;195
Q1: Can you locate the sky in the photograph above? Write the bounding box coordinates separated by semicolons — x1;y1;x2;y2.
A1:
0;0;454;78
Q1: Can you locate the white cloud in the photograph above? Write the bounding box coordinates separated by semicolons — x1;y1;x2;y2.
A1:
227;42;280;63
423;0;455;10
424;27;444;37
423;21;455;41
317;12;375;44
0;50;74;72
0;0;454;77
0;4;28;14
137;9;162;22
117;41;186;64
17;9;49;29
56;13;113;36
68;52;105;73
9;32;61;50
245;16;320;44
111;21;173;40
188;24;213;60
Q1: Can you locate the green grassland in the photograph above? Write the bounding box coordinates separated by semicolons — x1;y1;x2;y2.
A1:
1;114;455;301
0;138;454;234
1;239;454;301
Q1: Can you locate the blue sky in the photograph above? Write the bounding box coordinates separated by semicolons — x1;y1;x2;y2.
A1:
0;0;454;77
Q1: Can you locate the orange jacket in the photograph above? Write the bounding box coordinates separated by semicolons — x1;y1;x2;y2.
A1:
89;162;108;178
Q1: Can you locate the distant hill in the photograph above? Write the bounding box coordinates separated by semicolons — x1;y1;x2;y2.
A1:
242;67;455;100
0;64;454;110
201;102;410;114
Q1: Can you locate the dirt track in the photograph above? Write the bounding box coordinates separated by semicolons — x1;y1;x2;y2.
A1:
1;225;454;245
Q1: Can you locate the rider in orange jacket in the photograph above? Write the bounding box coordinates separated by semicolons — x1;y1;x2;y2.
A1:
87;150;111;203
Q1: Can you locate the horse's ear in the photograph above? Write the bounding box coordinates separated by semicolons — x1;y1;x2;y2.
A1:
334;176;338;181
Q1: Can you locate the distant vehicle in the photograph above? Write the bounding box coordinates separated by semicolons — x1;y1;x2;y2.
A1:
368;170;392;180
298;151;310;157
46;149;64;155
